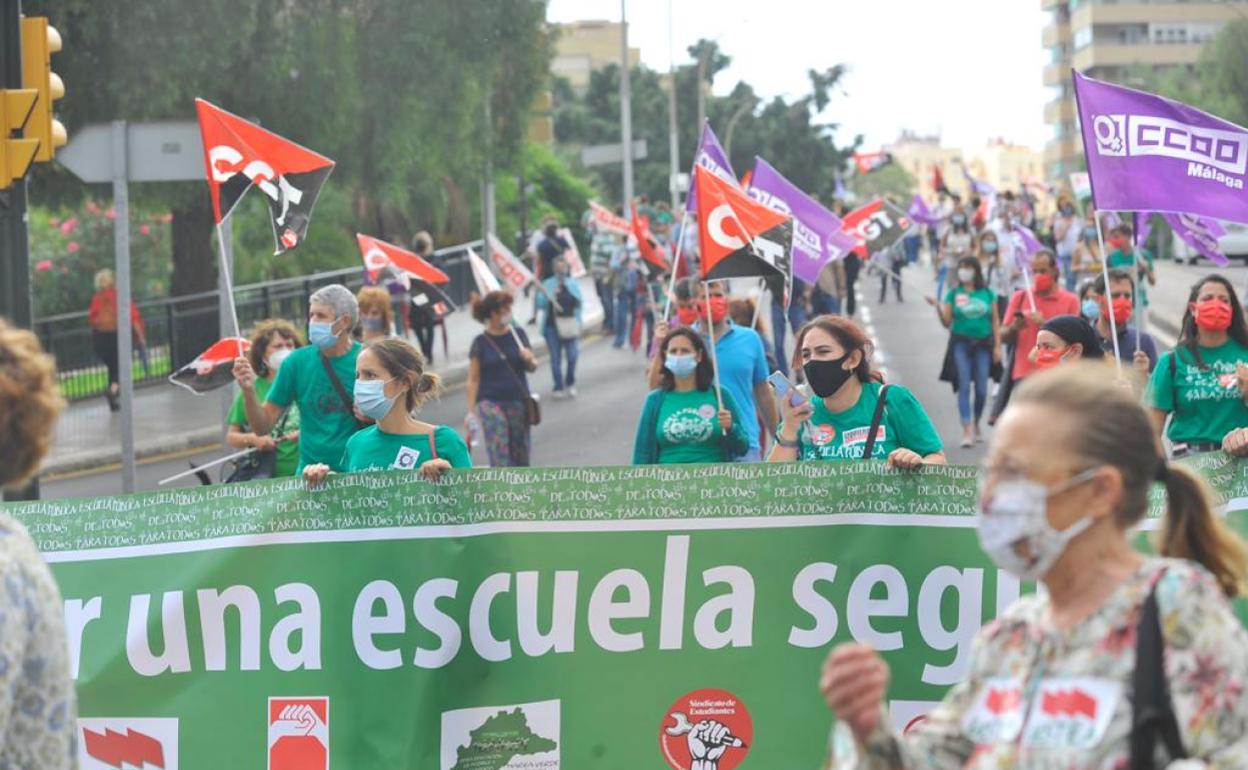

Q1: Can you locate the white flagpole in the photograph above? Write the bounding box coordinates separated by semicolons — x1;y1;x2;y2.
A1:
703;281;726;420
750;278;765;329
1093;210;1123;373
663;210;691;320
1020;264;1038;315
159;446;254;486
216;220;244;358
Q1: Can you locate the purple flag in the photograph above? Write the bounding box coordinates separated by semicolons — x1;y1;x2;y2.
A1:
1073;70;1248;224
1134;212;1153;248
1163;212;1229;266
907;194;940;226
1011;224;1045;262
960;162;995;196
747;157;847;283
685;123;737;214
834;175;848;200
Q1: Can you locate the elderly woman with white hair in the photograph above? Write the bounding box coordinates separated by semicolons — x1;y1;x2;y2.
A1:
233;283;363;471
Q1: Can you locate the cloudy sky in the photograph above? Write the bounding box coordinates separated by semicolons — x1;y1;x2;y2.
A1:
546;0;1051;152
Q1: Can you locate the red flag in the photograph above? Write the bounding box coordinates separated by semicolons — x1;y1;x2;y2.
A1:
932;165;949;195
853;151;893;175
631;202;669;277
589;201;631;235
195;98;335;254
694;165;792;282
169;337;251;395
356;234;450;287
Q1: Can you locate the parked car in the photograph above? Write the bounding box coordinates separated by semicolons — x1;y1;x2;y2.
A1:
1173;220;1248;265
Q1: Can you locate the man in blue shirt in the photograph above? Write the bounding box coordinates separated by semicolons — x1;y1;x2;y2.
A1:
648;279;775;461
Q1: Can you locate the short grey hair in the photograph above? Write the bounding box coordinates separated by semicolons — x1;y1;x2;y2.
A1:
309;284;359;327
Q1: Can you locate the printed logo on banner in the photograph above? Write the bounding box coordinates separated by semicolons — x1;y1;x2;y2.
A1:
961;678;1025;744
392;446;421;470
268;697;329;770
1021;678;1119;748
659;688;752;770
1091;113;1248;189
841;426;886;447
439;699;560;770
80;718;178;770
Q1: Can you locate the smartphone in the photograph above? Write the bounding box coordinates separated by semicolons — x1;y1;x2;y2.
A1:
766;371;808;408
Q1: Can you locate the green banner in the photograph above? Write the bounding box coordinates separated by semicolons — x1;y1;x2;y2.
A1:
7;456;1248;770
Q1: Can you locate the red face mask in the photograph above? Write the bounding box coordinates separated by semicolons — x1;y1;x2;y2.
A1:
1107;236;1128;251
676;306;700;326
1034;347;1068;369
698;296;729;324
1102;296;1133;327
1193;299;1233;332
1033;273;1055;293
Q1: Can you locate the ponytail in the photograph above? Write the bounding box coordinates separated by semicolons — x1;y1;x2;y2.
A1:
1158;465;1248;598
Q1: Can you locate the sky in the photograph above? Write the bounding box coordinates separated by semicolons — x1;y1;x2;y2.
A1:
546;0;1051;153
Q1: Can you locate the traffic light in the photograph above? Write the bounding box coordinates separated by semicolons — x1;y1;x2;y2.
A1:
0;88;38;185
20;16;65;163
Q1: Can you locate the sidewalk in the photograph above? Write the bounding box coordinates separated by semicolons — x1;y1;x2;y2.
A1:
42;277;606;476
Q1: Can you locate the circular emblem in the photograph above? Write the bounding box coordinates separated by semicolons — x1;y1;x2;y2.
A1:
697;404;717;420
1219;373;1238;390
955;293;970;308
811;423;837;446
659;688;753;770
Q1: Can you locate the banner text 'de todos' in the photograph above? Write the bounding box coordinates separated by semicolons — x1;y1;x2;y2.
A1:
10;457;1248;769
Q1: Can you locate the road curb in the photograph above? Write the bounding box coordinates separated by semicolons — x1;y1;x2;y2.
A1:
40;309;607;478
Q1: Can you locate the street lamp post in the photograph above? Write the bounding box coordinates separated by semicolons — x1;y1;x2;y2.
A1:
620;0;634;209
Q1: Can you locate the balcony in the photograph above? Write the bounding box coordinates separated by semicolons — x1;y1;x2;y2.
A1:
1072;2;1244;27
1072;42;1203;71
1044;97;1075;125
1043;21;1071;49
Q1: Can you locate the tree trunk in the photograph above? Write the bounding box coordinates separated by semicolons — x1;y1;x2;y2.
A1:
170;204;216;297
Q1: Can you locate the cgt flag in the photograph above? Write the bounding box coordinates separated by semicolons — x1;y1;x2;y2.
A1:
841;199;911;257
487;234;537;291
409;279;458;322
466;248;502;295
195;99;335;255
852;151;893;175
685;122;738;214
1073;70;1248;224
356;234;450;288
630;202;670;280
588;201;631;236
169;337;251;395
747;157;845;284
695;165;792;285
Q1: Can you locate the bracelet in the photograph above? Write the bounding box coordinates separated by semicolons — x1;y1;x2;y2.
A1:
775;434;800;449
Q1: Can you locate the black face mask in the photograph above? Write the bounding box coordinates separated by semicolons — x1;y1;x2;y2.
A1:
803;355;855;398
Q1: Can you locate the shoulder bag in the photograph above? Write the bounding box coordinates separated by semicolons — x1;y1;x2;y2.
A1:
483;334;542;427
861;384;892;460
1129;574;1187;769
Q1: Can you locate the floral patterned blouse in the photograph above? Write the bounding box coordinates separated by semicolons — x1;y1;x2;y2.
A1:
0;513;77;768
828;557;1248;769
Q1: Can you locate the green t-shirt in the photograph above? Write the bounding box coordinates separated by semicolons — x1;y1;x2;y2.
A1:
655;389;725;464
1107;247;1154;305
783;381;943;462
266;343;362;472
1147;340;1248;445
341;425;472;473
945;286;995;340
227;376;301;478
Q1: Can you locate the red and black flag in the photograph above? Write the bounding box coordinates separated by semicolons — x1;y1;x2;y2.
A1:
196;99;335;255
841;198;911;257
356;233;450;289
630;202;670;280
852;151;893;175
694;164;792;284
169;337;251;395
932;165;950;195
409;279;457;323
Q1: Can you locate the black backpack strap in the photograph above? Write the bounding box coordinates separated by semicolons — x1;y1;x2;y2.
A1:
1130;573;1188;770
862;384;892;460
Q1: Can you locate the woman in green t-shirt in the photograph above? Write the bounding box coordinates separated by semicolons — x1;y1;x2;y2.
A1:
226;319;302;478
1148;275;1248;458
769;316;946;468
928;256;999;448
304;338;471;486
632;328;748;464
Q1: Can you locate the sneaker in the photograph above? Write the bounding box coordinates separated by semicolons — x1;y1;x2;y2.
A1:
552;389;567;400
568;387;578;398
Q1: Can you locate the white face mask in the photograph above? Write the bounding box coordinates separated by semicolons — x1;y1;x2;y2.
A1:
957;268;975;284
267;348;293;373
976;468;1099;581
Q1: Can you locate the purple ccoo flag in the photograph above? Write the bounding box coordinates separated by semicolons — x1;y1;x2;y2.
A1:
1134;212;1153;248
1073;70;1248;224
907;194;940;227
685;123;737;214
1011;223;1045;262
747;157;847;283
1163;212;1229;266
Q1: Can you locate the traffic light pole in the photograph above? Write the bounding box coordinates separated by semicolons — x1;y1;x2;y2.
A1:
0;0;36;503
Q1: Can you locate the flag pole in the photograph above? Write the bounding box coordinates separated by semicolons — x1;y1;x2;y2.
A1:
1093;210;1123;373
216;220;244;357
158;446;254;486
1020;264;1038;315
662;210;691;320
703;281;726;426
750;278;765;329
1130;214;1142;355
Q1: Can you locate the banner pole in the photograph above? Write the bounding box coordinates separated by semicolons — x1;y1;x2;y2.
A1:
1020;264;1038;315
663;210;690;320
1093;210;1123;373
750;278;765;330
1130;214;1142;355
703;282;726;432
158;446;255;486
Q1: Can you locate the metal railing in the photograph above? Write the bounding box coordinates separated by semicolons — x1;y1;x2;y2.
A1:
35;240;483;401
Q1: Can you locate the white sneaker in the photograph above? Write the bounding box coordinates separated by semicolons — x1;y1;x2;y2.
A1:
552;390;567;400
568;387;578;398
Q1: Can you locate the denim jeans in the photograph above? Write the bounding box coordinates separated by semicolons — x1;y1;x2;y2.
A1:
935;265;949;302
543;324;579;391
903;235;922;265
952;337;992;425
1058;253;1075;291
769;299;809;376
613;288;636;347
595;277;616;332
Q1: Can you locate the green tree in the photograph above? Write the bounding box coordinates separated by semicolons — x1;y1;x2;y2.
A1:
847;164;917;204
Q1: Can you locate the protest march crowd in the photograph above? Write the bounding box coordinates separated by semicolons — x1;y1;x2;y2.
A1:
6;73;1248;768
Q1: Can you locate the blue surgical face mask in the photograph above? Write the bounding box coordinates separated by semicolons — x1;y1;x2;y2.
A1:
983;241;998;254
354;377;399;421
665;354;697;379
1084;227;1098;239
309;320;339;349
1081;299;1101;321
362;317;385;333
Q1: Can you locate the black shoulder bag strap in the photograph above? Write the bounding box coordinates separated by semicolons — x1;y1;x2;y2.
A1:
861;384;892;460
319;351;365;428
1169;350;1180;418
1130;575;1188;770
